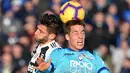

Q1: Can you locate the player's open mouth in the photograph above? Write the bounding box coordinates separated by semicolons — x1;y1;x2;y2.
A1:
77;42;83;45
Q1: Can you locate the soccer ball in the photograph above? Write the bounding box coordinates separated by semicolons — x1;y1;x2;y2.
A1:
59;1;85;23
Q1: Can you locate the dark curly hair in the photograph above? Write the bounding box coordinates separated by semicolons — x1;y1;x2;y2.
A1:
39;13;63;35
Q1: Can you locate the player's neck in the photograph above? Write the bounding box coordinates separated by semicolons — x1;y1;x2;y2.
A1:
39;40;54;46
69;46;81;51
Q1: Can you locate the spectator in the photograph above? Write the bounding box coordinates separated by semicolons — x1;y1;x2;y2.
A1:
12;44;26;68
112;40;130;73
120;57;130;73
116;0;130;21
56;34;67;48
116;21;130;47
123;10;130;23
0;32;8;54
107;3;119;25
19;36;31;63
0;10;22;35
7;25;19;45
18;15;37;43
79;0;93;12
1;44;12;54
51;3;61;16
1;0;11;14
17;0;38;22
105;14;119;46
32;0;40;6
98;43;114;73
1;53;13;73
84;12;109;53
25;15;37;25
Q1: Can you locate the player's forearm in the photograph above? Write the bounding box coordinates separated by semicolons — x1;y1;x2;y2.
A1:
35;64;52;73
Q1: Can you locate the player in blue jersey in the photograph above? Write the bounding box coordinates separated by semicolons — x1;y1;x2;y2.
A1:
34;20;110;73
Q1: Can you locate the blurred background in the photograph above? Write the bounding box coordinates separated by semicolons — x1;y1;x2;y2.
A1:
0;0;130;73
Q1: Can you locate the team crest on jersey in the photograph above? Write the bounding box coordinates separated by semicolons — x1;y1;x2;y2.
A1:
78;54;84;61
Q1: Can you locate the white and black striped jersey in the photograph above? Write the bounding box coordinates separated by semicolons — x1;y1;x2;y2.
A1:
27;40;61;73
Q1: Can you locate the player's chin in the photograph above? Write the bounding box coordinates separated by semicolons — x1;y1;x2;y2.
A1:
35;38;41;42
77;43;84;49
77;45;84;50
35;38;38;41
34;36;39;40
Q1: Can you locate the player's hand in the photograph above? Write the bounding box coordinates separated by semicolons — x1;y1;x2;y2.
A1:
34;58;52;71
36;57;45;65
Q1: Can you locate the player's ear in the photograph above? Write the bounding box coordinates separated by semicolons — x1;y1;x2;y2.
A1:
49;34;56;40
65;34;70;41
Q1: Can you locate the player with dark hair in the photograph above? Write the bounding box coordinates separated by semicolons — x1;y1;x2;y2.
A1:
27;13;63;73
34;20;110;73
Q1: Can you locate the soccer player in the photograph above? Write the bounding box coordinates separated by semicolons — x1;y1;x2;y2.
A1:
34;20;110;73
27;13;63;73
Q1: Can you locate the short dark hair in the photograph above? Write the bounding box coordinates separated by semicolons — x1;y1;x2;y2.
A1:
65;20;85;34
39;13;63;34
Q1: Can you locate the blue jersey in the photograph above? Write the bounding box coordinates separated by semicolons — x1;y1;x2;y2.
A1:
36;48;110;73
92;51;110;73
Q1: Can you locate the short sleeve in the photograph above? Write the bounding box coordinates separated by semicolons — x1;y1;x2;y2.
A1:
93;51;110;73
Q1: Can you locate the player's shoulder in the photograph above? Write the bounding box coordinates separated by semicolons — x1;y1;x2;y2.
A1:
92;51;110;73
51;48;73;55
92;50;101;57
50;48;67;59
92;50;105;63
53;47;70;51
50;48;65;55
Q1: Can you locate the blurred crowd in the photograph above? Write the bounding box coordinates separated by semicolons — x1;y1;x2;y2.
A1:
0;0;130;73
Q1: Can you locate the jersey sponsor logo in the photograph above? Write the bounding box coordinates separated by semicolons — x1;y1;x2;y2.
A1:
70;60;92;70
70;60;93;73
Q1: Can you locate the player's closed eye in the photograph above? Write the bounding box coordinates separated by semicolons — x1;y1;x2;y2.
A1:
81;30;85;35
72;31;78;35
39;29;44;33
